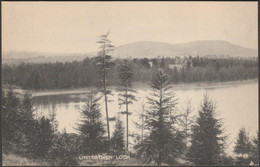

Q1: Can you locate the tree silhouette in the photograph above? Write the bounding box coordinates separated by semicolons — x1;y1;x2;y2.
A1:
118;60;137;151
48;104;58;133
234;128;252;165
77;90;106;154
249;131;259;164
187;94;226;165
136;71;184;166
111;118;125;155
178;98;195;155
2;88;22;153
95;32;114;145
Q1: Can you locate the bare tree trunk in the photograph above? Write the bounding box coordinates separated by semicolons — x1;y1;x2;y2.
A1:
126;86;129;151
142;104;144;144
104;90;110;140
158;151;162;166
103;53;110;147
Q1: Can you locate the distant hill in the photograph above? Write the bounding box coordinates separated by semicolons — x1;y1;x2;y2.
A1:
2;40;257;65
112;41;179;58
112;40;258;58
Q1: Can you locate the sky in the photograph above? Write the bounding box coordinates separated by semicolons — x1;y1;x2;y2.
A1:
2;2;258;53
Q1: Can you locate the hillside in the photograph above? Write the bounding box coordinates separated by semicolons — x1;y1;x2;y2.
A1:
112;41;179;58
112;40;258;58
2;40;257;64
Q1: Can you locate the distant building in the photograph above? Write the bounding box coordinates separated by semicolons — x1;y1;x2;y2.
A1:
169;64;183;71
168;57;192;71
149;61;153;67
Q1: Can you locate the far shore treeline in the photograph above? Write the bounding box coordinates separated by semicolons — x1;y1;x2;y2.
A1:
2;55;258;90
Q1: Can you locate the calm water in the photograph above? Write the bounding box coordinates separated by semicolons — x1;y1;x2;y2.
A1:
33;82;258;155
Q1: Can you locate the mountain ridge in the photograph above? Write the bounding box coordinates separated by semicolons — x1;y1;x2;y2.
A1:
112;40;257;58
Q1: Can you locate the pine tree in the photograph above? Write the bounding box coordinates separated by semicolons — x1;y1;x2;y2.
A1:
160;57;165;68
19;92;39;157
34;116;54;158
118;60;137;151
133;102;146;145
2;88;22;153
3;89;55;159
187;94;226;165
178;98;195;152
32;71;41;90
249;131;259;164
77;90;106;154
48;129;79;166
95;32;114;143
136;71;184;166
20;92;34;121
111;118;125;155
234;128;252;165
48;104;58;133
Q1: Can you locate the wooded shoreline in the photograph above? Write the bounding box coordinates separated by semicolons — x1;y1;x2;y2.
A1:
23;79;258;97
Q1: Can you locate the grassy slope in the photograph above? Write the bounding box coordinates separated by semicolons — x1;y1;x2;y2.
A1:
3;153;186;166
79;157;189;166
3;154;157;166
79;158;157;166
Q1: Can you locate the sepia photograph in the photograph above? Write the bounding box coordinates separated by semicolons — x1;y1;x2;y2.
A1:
1;1;259;166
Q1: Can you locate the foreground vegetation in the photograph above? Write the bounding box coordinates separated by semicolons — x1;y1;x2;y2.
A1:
2;33;258;166
3;72;259;166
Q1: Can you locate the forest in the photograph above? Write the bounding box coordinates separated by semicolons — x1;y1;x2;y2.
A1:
2;56;258;90
2;33;259;166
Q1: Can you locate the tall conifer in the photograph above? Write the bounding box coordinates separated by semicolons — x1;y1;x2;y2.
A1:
187;94;226;165
111;118;125;155
77;90;106;154
234;128;252;165
95;32;114;143
118;60;137;151
136;71;184;166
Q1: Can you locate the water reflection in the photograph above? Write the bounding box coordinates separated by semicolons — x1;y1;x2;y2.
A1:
33;93;88;106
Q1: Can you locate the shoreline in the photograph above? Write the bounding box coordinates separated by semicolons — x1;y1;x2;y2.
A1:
27;79;258;97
